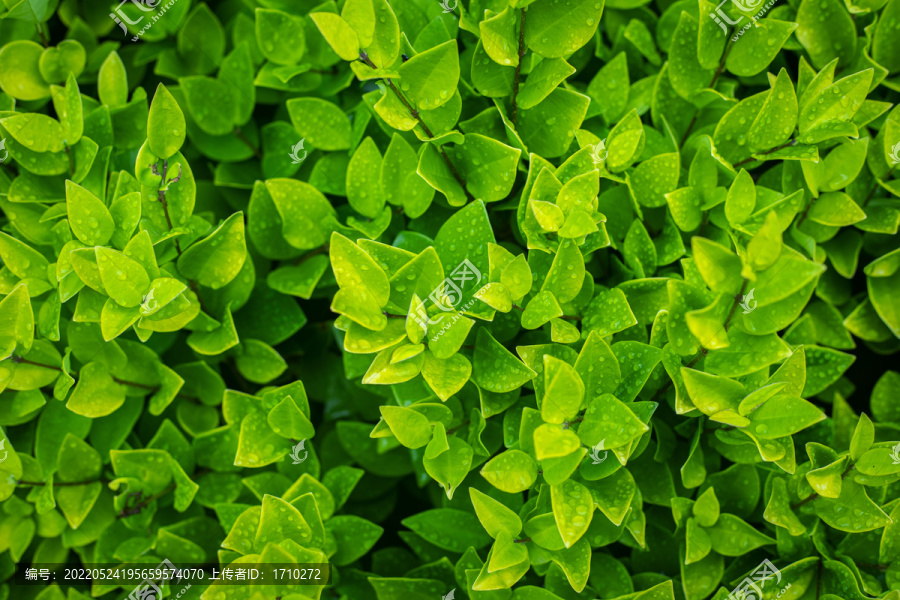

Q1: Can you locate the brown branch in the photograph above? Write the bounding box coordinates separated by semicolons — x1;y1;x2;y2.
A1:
17;478;107;487
11;357;63;371
11;356;200;400
293;244;330;266
790;462;854;510
864;165;895;207
796;196;817;229
680;39;734;148
112;376;158;391
35;23;49;47
511;8;527;127
117;484;176;519
359;51;469;196
733;139;797;168
64;146;74;175
446;419;471;435
511;304;581;320
234;127;263;159
724;280;748;332
151;159;182;255
187;280;212;316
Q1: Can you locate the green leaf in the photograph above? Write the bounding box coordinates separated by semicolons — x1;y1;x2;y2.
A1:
327;515;384;566
311;12;360;61
519;58;576;110
55;434;101;528
0;41;51;101
472;328;537;393
551;479;593;548
631;153;679;209
763;476;806;535
480;7;519;67
66;362;125;418
577;393;649;450
235;339;287;384
704;330;793;377
583;468;636;526
0;232;48;282
795;0;857;70
347;137;386;218
423;430;473;499
147;84;186;160
481;450;538;493
746;210;782;271
286;98;352;151
95;247;150;308
726;19;797;77
397;40;459;112
177;212;246;290
524;0;604;59
66;181;114;246
379;405;432;449
809;479;892;532
256;8;306;65
180;76;237;136
421;352;471;401
587;52;629;121
541;355;584;424
453;134;521;202
705;513;775;555
807;192;867;226
98;51;128;108
402;509;492;552
691;237;743;295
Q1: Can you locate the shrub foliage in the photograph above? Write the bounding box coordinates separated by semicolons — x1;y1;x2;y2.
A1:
0;0;899;599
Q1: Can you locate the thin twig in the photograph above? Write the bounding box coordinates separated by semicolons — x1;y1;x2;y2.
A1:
117;484;176;519
511;8;527;127
723;280;748;333
680;39;734;147
863;165;894;207
10;356;199;400
234;127;263;159
17;478;107;487
511;304;581;320
733;139;797;168
359;51;469;196
35;23;49;47
151;159;182;255
790;462;854;510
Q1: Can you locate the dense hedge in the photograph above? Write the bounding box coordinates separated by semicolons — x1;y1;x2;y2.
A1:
1;0;900;599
